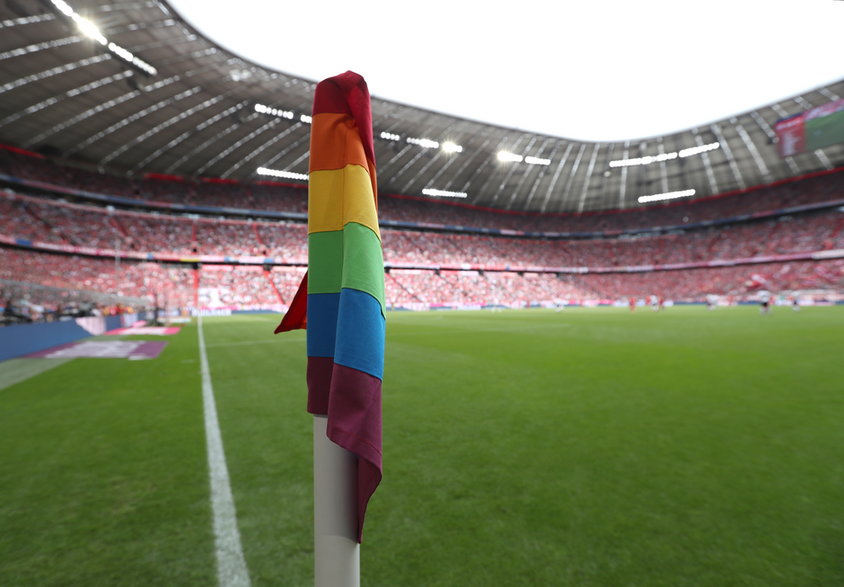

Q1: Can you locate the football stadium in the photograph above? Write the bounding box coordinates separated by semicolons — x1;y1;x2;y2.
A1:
1;1;843;585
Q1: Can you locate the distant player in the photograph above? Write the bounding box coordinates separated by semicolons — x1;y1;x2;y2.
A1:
759;290;771;314
629;297;636;312
706;294;717;310
791;295;800;312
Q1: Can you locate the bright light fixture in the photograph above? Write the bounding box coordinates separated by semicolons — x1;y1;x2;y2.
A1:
611;142;720;168
380;131;400;141
524;156;551;166
441;141;463;153
257;166;308;181
51;0;73;16
497;151;523;163
76;17;106;45
50;0;156;75
254;103;293;119
498;151;550;165
422;188;468;198
407;137;439;149
679;142;721;158
610;152;677;168
637;189;696;204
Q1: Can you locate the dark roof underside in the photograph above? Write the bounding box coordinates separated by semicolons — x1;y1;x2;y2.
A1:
1;0;842;213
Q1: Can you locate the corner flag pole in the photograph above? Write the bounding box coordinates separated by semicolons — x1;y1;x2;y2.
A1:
313;416;360;587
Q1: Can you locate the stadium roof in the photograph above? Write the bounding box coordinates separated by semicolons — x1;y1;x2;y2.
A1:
0;0;842;213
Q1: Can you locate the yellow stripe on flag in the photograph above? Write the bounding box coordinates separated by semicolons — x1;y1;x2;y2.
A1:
308;165;381;239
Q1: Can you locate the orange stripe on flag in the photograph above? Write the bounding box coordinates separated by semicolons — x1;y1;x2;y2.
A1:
309;113;370;173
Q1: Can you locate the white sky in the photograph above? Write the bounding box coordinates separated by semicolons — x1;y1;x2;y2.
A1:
166;0;843;142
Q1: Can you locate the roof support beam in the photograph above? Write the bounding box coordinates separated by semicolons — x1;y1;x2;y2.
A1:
709;123;746;191
577;144;600;213
511;136;554;210
735;123;770;180
539;143;574;213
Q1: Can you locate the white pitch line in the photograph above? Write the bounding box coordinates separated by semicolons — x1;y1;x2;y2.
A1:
198;316;252;587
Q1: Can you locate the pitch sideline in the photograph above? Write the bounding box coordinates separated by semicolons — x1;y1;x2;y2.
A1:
198;316;252;587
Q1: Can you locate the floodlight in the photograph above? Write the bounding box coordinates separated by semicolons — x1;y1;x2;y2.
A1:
407;137;439;149
637;189;696;204
679;142;721;158
524;156;551;166
76;17;106;45
497;151;523;163
257;167;308;181
422;188;468;198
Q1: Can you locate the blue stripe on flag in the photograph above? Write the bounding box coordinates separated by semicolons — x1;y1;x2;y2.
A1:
335;288;385;380
306;292;339;358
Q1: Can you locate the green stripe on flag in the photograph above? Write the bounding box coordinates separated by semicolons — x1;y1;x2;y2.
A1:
309;223;385;314
308;230;343;293
341;222;385;313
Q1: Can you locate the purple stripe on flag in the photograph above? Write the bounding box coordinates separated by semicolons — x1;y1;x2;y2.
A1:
307;356;335;415
305;356;383;542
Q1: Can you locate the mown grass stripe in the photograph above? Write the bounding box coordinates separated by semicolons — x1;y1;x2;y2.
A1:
0;358;70;391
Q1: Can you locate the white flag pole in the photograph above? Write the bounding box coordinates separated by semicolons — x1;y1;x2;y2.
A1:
313;415;360;587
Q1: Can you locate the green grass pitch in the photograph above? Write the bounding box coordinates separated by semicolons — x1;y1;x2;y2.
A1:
1;305;843;586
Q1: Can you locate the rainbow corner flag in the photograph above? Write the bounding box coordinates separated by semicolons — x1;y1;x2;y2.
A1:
275;70;384;543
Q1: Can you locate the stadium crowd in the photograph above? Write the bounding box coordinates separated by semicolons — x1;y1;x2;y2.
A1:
1;147;843;315
5;188;843;269
3;240;841;319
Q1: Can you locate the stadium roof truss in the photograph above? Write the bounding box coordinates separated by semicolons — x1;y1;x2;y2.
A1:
0;0;842;213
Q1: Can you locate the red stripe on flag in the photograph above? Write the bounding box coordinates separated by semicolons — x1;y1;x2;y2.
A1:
312;71;376;166
274;272;308;333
